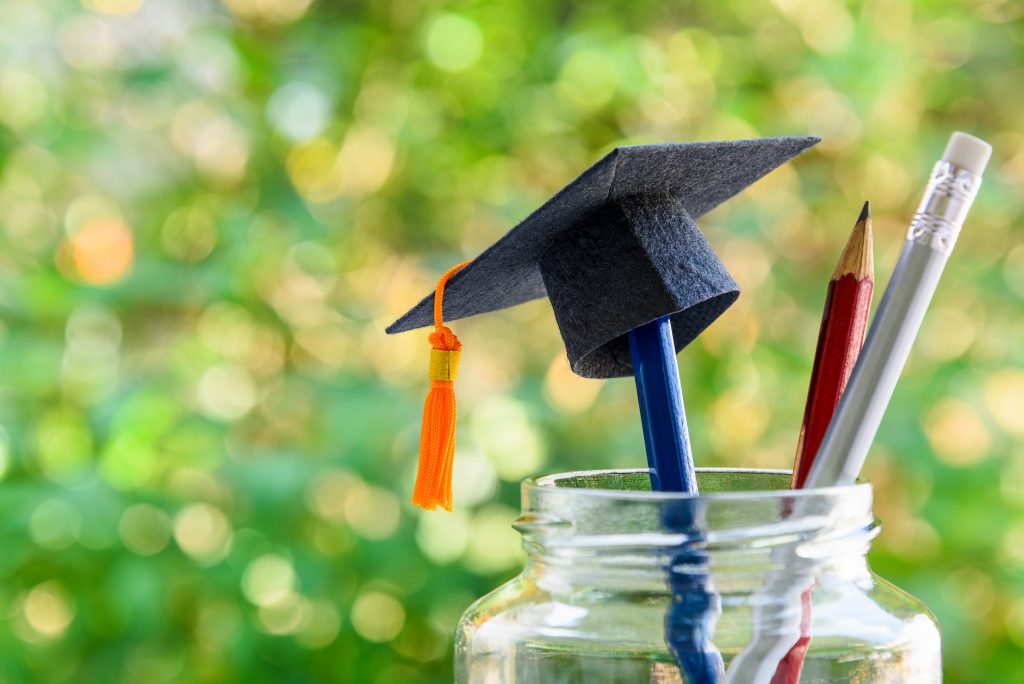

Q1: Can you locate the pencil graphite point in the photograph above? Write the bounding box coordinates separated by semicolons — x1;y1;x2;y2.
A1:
857;199;870;225
832;201;873;281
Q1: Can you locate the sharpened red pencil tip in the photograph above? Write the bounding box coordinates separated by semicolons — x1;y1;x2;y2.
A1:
832;203;874;281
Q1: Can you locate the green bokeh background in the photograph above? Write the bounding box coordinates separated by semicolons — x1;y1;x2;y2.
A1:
0;0;1022;682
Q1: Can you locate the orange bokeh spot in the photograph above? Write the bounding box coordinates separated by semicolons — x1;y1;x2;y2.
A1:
69;218;133;285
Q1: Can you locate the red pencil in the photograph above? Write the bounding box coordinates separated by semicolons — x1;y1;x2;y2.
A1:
790;201;874;489
773;202;874;684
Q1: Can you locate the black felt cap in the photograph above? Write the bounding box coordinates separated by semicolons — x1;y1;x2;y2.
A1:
387;137;819;379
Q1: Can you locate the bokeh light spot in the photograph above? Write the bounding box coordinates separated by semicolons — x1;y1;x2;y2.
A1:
337;126;395;196
709;387;770;454
257;592;310;635
174;503;232;564
196;364;258;422
1001;521;1024;570
64;217;134;286
923;398;991;466
286;138;345;202
984;368;1024;436
416;508;470;564
196;120;249;184
119;503;172;555
23;582;75;639
0;68;48;130
463;504;522;574
351;590;405;642
919;306;977;361
178;33;242;95
470;397;546;482
242;554;297;607
100;435;159;490
426;14;483;72
942;566;995;623
198;301;258;360
798;0;854;55
296;600;341;649
170;104;249;184
343;481;401;540
57;15;119;72
451;450;498;507
305;469;355;522
558;49;619;111
29;499;82;551
161;207;218;263
267;82;331;142
34;410;94;484
544;354;604;414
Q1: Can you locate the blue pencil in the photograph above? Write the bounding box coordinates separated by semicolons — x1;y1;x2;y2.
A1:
628;316;697;493
629;316;723;683
664;503;725;684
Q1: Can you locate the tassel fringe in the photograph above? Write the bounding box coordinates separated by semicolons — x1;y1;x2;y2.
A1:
414;378;457;510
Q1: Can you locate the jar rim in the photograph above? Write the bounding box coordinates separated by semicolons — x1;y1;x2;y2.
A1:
518;468;876;565
524;467;870;502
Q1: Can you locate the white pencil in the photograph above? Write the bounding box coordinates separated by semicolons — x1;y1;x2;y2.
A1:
805;132;991;488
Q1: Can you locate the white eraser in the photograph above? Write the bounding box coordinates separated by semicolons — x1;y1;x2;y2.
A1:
941;131;992;176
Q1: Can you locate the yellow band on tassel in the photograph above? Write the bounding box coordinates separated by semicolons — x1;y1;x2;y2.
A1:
429;349;461;382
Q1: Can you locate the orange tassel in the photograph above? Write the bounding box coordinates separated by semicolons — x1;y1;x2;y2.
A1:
413;261;469;511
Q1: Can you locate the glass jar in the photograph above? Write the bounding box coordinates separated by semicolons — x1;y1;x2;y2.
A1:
455;469;940;683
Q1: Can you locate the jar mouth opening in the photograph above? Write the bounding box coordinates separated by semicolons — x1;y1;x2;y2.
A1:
519;469;875;555
525;467;870;502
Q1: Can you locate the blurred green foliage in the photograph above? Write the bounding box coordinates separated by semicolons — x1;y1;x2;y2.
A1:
0;0;1021;682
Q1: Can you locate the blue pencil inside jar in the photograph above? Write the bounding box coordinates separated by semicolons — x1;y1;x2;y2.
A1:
455;469;940;684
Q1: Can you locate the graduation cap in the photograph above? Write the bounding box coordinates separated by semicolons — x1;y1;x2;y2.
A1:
389;136;820;509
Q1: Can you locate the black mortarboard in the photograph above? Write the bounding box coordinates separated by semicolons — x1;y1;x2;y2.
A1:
387;137;819;378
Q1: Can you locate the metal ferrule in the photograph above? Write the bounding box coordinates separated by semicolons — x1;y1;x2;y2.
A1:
429;348;460;382
906;161;983;255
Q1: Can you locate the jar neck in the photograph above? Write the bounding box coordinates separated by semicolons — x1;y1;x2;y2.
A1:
515;469;877;593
